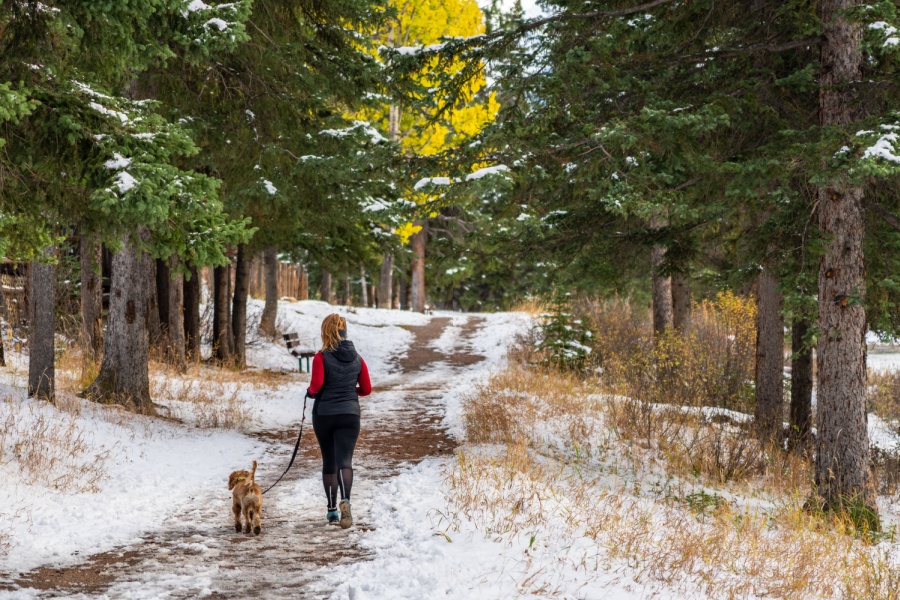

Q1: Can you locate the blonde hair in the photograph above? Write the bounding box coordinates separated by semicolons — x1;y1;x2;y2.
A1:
320;314;347;352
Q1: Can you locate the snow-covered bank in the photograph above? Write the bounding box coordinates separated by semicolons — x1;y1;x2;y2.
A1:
0;389;262;575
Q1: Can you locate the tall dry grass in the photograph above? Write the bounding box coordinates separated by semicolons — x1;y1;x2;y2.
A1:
445;296;900;598
0;394;111;493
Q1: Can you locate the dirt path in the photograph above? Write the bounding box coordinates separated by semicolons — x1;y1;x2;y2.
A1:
8;316;485;599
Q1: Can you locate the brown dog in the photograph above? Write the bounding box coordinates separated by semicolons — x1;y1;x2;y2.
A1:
228;461;262;535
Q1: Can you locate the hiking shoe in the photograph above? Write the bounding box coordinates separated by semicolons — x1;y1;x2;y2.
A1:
327;508;339;523
338;499;353;529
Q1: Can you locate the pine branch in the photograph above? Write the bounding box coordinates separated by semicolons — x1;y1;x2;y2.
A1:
865;199;900;233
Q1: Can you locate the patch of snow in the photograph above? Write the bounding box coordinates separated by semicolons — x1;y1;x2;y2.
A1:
103;153;131;170
465;164;509;181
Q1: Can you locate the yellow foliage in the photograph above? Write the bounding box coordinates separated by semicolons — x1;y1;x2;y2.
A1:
394;221;422;243
353;0;500;239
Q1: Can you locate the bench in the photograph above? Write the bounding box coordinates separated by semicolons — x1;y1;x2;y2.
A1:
283;332;317;373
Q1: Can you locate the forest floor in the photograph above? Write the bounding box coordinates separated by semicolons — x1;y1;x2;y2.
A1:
0;305;525;599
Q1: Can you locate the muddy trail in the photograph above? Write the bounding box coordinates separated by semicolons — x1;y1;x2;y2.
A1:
8;316;485;599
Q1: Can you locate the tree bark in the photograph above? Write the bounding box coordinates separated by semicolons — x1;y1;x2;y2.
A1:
650;217;672;335
815;0;874;517
80;235;103;360
28;250;55;401
392;275;400;309
156;258;170;342
410;223;426;312
213;265;233;362
259;246;278;337
147;259;161;347
755;270;784;443
672;273;691;333
789;317;813;452
379;252;393;309
183;266;201;362
231;245;249;368
399;273;408;310
84;234;152;412
320;269;333;304
166;255;186;372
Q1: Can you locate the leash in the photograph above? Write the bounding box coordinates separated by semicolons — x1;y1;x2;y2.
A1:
262;391;310;495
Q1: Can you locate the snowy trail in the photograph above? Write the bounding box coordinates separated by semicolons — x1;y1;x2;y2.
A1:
6;316;486;599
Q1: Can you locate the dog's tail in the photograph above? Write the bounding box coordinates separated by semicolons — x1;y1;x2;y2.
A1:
250;460;257;484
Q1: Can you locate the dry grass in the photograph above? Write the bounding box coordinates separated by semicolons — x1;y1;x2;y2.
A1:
149;372;251;430
870;369;900;431
510;297;550;316
0;394;111;493
450;365;900;598
447;297;900;598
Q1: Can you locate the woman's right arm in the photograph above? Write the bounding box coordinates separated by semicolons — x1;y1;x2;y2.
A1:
307;353;324;397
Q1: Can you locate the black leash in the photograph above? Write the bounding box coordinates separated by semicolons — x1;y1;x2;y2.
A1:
262;391;310;495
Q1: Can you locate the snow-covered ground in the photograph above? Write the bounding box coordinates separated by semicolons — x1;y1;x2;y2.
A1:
2;300;900;598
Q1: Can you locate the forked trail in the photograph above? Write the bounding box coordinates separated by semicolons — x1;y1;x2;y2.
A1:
9;316;485;598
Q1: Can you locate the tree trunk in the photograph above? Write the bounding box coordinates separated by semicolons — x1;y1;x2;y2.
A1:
156;258;170;343
84;234;152;412
147;259;161;347
392;276;400;309
359;267;368;307
80;234;103;359
815;0;874;517
379;252;393;309
672;273;691;333
789;317;813;452
399;273;408;310
343;276;352;306
650;236;672;336
28;250;55;401
213;265;233;362
755;270;784;443
167;255;186;372
231;245;249;368
410;223;426;312
259;246;278;337
184;266;201;362
320;269;333;304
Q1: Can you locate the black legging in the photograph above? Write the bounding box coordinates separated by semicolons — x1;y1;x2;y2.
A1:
312;413;360;508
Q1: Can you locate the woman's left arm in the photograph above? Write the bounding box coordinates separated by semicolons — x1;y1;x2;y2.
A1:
357;358;372;396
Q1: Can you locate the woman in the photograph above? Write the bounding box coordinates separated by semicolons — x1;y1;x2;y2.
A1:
307;313;372;528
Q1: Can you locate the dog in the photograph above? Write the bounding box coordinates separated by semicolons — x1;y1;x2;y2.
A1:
228;460;263;535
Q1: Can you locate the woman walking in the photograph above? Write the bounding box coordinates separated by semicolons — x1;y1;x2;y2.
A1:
307;314;372;528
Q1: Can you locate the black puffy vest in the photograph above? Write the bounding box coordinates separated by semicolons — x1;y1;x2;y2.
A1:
314;340;362;416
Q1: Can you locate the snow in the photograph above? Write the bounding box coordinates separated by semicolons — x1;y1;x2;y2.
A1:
88;101;128;124
413;176;452;190
103;153;131;170
261;179;277;195
0;387;261;574
113;171;137;193
184;0;210;12
464;164;509;181
862;132;900;162
205;18;228;31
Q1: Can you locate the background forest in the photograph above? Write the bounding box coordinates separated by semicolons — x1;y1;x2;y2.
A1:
3;0;900;596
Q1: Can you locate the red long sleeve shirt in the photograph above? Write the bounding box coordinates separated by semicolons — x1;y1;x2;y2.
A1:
307;352;372;397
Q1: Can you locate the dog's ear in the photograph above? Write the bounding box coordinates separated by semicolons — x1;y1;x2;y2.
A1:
228;472;238;490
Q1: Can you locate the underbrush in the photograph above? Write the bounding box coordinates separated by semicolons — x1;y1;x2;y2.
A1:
447;297;900;598
870;369;900;433
451;366;899;598
583;292;757;412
